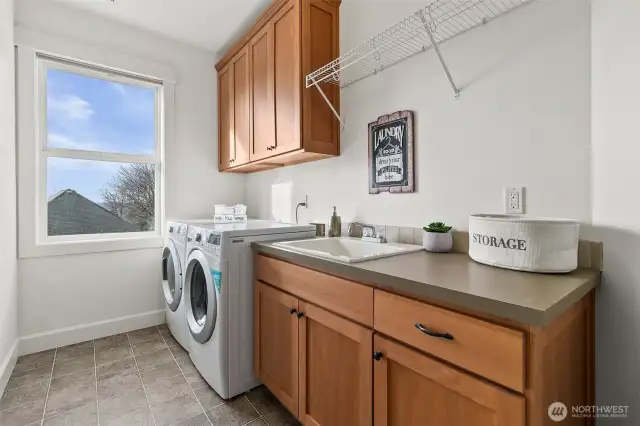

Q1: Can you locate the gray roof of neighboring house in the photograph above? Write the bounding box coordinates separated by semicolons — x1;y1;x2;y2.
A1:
48;189;139;236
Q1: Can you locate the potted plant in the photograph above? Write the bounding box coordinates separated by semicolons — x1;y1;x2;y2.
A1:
422;222;453;253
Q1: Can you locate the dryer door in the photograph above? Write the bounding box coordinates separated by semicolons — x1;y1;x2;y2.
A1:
162;240;182;312
184;249;218;344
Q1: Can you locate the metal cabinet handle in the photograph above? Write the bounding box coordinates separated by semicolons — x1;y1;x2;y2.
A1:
296;312;305;318
415;323;454;340
373;351;384;361
289;308;297;315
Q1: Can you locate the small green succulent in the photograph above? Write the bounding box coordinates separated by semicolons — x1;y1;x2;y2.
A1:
423;222;452;233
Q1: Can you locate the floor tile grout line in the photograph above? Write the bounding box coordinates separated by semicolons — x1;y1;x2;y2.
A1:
127;332;158;426
156;325;213;426
93;339;99;426
244;394;264;424
0;380;50;411
39;347;57;425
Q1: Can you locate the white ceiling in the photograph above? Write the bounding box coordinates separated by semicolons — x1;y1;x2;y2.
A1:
52;0;272;55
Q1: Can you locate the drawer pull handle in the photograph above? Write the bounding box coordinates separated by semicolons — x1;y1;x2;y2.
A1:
373;351;384;361
415;323;454;340
289;308;297;315
296;312;305;318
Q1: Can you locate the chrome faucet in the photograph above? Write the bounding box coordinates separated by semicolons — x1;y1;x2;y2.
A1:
348;222;385;243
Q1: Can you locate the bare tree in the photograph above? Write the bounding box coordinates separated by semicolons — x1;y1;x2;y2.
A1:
101;164;155;231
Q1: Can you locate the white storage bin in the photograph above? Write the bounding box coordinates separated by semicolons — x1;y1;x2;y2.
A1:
468;214;579;273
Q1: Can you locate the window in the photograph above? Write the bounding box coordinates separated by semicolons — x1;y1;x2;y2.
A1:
17;42;174;257
41;57;162;240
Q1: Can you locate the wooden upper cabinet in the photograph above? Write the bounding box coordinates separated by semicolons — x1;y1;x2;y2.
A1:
302;0;340;154
216;0;341;173
249;25;275;162
298;301;372;426
254;282;299;416
272;0;302;156
218;64;233;170
218;47;250;170
373;335;525;426
233;47;250;166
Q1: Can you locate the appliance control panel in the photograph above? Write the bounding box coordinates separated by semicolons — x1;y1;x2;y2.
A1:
205;231;222;258
207;232;221;246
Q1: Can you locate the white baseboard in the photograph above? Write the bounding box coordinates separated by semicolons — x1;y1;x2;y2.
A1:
20;309;166;355
0;340;19;397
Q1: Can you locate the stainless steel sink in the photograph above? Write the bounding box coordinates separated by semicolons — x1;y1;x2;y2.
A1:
273;237;423;263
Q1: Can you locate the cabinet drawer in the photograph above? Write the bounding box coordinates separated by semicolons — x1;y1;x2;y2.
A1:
255;255;374;326
374;290;525;392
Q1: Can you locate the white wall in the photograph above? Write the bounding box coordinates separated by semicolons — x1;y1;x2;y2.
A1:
15;0;245;349
247;0;592;230
591;0;640;423
0;0;18;386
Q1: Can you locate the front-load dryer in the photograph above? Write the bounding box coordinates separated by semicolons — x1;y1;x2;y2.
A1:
162;221;190;350
183;221;314;399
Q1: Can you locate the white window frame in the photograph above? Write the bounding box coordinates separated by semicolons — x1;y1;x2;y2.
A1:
17;29;176;258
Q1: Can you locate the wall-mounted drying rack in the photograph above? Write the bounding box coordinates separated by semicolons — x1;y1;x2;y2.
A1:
306;0;535;126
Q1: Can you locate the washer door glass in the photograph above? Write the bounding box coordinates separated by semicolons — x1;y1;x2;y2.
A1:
190;262;207;327
162;242;182;312
185;249;217;344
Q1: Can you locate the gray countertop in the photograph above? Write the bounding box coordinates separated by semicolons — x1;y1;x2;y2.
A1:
252;241;600;327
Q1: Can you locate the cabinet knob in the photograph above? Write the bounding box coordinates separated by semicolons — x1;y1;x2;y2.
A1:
289;308;297;315
373;351;384;361
415;323;454;340
296;311;305;318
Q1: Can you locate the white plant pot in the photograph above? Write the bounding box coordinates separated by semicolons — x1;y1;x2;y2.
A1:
422;231;453;253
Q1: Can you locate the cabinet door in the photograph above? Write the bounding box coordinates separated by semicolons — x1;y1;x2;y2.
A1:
302;0;340;155
232;46;250;165
249;25;275;161
373;335;525;426
298;301;372;426
218;64;234;170
254;282;299;416
272;0;301;155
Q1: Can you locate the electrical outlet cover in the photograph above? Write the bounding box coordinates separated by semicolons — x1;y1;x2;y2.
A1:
504;187;524;214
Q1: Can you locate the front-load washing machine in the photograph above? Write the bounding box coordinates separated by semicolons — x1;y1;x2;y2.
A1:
183;220;314;399
162;221;190;350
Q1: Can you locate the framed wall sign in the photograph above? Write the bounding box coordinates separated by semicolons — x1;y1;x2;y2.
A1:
368;110;415;194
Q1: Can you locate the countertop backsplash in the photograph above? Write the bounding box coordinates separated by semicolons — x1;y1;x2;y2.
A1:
338;222;603;271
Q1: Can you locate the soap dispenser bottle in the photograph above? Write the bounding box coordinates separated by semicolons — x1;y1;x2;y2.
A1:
329;206;341;237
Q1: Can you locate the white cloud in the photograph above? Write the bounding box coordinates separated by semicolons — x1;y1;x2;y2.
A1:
48;94;95;121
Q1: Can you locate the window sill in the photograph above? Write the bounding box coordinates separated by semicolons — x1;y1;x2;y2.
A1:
19;235;164;258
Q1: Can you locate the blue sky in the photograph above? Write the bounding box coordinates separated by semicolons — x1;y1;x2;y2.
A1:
47;68;156;202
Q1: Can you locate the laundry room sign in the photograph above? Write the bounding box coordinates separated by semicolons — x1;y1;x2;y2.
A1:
368;110;415;194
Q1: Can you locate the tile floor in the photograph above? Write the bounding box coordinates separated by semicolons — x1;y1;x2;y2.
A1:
0;325;300;426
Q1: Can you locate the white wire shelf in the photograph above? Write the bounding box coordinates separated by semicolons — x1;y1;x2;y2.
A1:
306;0;535;114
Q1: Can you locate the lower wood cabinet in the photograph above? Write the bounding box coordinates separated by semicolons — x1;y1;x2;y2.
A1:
254;282;299;415
298;301;372;426
373;335;525;426
254;282;372;425
254;281;524;426
254;254;595;426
